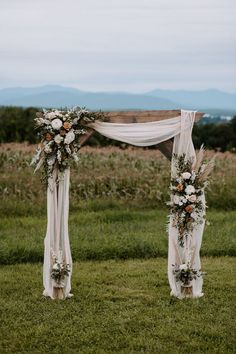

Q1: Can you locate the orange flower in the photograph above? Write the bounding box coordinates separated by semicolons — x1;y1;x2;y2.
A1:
45;133;52;141
185;205;193;213
176;183;184;192
63;121;72;130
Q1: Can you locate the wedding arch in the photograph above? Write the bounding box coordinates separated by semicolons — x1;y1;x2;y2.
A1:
32;109;213;300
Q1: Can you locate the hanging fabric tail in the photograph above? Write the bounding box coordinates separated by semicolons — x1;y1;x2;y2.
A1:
43;168;73;299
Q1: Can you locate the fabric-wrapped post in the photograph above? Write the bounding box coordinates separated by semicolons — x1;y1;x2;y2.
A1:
43;168;73;300
168;111;205;298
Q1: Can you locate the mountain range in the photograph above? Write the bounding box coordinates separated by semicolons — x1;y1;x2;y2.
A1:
0;85;235;116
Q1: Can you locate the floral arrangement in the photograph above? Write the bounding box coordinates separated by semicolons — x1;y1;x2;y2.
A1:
169;147;214;247
172;262;203;287
31;107;103;181
51;250;70;288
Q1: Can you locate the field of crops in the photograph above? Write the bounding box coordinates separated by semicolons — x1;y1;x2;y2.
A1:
0;144;235;353
1;143;236;217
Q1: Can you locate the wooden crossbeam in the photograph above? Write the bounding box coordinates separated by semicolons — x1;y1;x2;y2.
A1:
106;110;204;123
80;110;204;160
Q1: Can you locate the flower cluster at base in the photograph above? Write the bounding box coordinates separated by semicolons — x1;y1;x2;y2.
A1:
168;148;214;247
31;107;103;181
51;250;70;288
173;263;203;287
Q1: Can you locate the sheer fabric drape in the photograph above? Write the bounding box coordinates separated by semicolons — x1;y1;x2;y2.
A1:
169;110;205;298
43;169;72;299
43;110;205;299
89;114;193;147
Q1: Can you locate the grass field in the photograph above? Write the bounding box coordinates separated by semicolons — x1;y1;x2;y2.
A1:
0;258;235;354
0;207;236;264
0;144;235;353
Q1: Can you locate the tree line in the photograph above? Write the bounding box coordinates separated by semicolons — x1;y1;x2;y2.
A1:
0;106;236;152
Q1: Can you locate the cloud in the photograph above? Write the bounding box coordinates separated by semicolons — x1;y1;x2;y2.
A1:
0;0;235;92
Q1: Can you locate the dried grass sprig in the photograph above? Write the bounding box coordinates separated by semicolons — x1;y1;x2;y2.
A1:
192;144;205;173
197;156;215;183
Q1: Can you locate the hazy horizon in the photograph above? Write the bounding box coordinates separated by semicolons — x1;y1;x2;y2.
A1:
0;0;235;93
1;84;236;95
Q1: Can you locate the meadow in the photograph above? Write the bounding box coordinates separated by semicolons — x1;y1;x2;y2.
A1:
0;144;236;353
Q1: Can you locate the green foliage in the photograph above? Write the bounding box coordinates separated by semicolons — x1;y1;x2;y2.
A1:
193;117;236;152
0;106;38;143
0;258;235;353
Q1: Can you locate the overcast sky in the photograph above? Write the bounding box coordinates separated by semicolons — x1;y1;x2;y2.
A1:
0;0;235;92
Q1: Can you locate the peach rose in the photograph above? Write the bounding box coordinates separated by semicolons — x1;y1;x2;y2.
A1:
45;133;52;141
176;183;184;192
63;121;72;130
185;205;194;213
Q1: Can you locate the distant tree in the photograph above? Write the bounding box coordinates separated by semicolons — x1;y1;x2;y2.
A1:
193;119;236;152
0;106;37;143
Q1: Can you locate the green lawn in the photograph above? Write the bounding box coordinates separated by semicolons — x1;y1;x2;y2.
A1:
0;258;235;354
0;206;235;264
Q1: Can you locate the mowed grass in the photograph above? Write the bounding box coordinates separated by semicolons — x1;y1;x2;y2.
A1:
0;258;235;354
0;204;236;264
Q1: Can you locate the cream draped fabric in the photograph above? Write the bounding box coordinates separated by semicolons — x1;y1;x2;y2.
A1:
89;114;190;147
169;110;205;298
43;169;72;299
43;110;205;299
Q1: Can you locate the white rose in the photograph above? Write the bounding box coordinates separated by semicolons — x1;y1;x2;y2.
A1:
52;263;59;270
173;195;180;205
190;211;198;219
179;264;187;271
181;172;191;180
51;118;63;130
185;185;195;195
54;134;63;144
46;112;57;120
187;194;197;203
180;196;187;204
44;144;52;154
64;131;75;144
35;117;45;126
